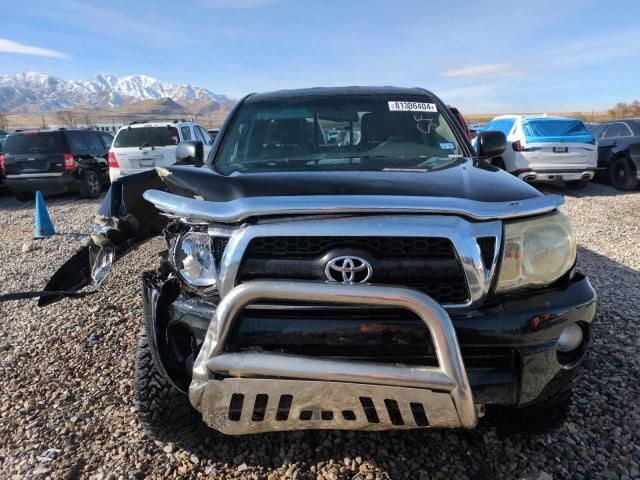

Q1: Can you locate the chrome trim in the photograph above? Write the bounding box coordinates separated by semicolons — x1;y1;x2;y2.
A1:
6;172;64;178
518;171;595;182
189;280;477;432
143;189;563;223
213;215;502;309
194;378;463;433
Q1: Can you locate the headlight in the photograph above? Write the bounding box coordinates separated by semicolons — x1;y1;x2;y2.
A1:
172;232;216;288
495;211;576;293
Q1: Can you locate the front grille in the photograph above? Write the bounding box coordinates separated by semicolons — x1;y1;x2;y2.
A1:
238;236;470;305
246;236;456;258
227;308;515;370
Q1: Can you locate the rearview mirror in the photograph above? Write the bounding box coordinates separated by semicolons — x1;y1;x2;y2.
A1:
476;131;507;158
175;140;204;167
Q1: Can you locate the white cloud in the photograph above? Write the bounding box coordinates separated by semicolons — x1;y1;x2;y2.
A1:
440;63;524;79
0;38;69;59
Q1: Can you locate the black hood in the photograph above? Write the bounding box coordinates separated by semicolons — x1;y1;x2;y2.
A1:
160;158;541;203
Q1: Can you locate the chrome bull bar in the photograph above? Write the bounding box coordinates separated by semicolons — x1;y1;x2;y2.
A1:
189;280;478;434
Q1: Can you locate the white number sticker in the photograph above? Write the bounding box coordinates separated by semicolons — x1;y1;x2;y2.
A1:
388;101;437;112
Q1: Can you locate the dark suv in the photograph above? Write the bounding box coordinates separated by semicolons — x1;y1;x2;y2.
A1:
0;129;113;201
40;87;596;440
589;119;640;191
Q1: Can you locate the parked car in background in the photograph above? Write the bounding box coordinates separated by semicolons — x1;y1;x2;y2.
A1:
108;120;213;182
207;129;219;141
448;107;471;140
589;119;640;191
0;130;7;152
0;130;7;189
0;129;113;201
478;115;597;189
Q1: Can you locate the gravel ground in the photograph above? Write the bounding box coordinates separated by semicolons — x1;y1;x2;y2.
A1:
0;181;639;480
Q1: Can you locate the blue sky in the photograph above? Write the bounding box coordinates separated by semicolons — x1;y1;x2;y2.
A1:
2;0;640;113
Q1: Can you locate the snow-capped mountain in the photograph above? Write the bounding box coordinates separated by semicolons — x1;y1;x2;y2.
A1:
0;72;233;113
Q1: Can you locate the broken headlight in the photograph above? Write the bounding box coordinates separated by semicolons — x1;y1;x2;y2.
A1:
172;231;217;288
495;211;576;294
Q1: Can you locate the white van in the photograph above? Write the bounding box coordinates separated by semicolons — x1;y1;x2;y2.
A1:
108;120;214;182
478;115;597;189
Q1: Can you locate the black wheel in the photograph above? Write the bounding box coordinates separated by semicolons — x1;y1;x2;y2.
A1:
79;169;102;199
565;180;589;190
14;191;35;202
491;158;506;170
134;327;207;443
486;388;572;435
609;156;639;191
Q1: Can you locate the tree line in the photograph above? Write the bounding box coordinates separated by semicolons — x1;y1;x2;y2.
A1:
606;101;640;120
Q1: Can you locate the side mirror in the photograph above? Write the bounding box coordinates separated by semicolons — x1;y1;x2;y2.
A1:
476;131;507;158
175;140;204;167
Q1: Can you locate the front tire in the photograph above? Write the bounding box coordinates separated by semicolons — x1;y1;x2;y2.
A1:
609;156;639;191
79;169;102;199
134;328;207;443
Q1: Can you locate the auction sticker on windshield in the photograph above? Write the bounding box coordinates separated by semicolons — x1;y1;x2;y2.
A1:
388;101;437;112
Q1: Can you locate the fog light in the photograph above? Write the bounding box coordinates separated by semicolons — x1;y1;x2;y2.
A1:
557;324;583;352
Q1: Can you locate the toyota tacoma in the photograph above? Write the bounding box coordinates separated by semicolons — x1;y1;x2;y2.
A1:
39;87;597;441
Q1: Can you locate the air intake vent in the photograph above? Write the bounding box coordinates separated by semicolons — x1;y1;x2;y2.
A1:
211;237;229;265
476;237;497;270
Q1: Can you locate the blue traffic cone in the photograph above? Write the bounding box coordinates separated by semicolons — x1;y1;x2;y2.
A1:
33;191;56;239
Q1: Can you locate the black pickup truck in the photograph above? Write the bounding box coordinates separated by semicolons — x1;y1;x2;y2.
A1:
39;87;596;441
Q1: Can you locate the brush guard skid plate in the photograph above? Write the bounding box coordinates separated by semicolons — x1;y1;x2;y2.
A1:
189;281;478;434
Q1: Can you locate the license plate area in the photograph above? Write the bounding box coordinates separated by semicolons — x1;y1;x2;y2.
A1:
137;159;156;168
553;147;568;153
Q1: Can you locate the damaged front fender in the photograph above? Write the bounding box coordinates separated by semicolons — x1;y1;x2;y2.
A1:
38;170;168;307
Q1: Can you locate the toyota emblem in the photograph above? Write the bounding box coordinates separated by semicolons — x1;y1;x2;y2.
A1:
324;256;373;284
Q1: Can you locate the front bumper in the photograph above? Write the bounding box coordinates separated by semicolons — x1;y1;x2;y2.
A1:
189;281;478;433
516;169;595;183
143;272;596;434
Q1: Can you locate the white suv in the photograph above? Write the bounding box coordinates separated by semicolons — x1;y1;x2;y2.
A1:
108;120;214;182
478;115;597;188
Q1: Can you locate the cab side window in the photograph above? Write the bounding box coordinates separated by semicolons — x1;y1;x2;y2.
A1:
197;126;212;144
589;125;605;139
193;126;206;143
99;133;113;149
67;131;89;153
603;124;626;138
86;133;105;152
181;126;192;141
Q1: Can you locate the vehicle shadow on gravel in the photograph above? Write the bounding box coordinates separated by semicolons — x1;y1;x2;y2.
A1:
0;191;104;213
538;179;638;198
171;245;639;480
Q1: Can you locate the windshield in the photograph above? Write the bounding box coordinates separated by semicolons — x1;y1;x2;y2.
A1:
4;132;68;155
521;118;595;144
0;133;7;152
113;126;180;148
215;95;466;174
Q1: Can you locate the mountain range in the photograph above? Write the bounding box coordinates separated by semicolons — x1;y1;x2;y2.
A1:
0;72;234;114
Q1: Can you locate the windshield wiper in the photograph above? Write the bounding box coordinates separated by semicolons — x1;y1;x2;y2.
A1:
139;143;155;150
340;155;390;160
